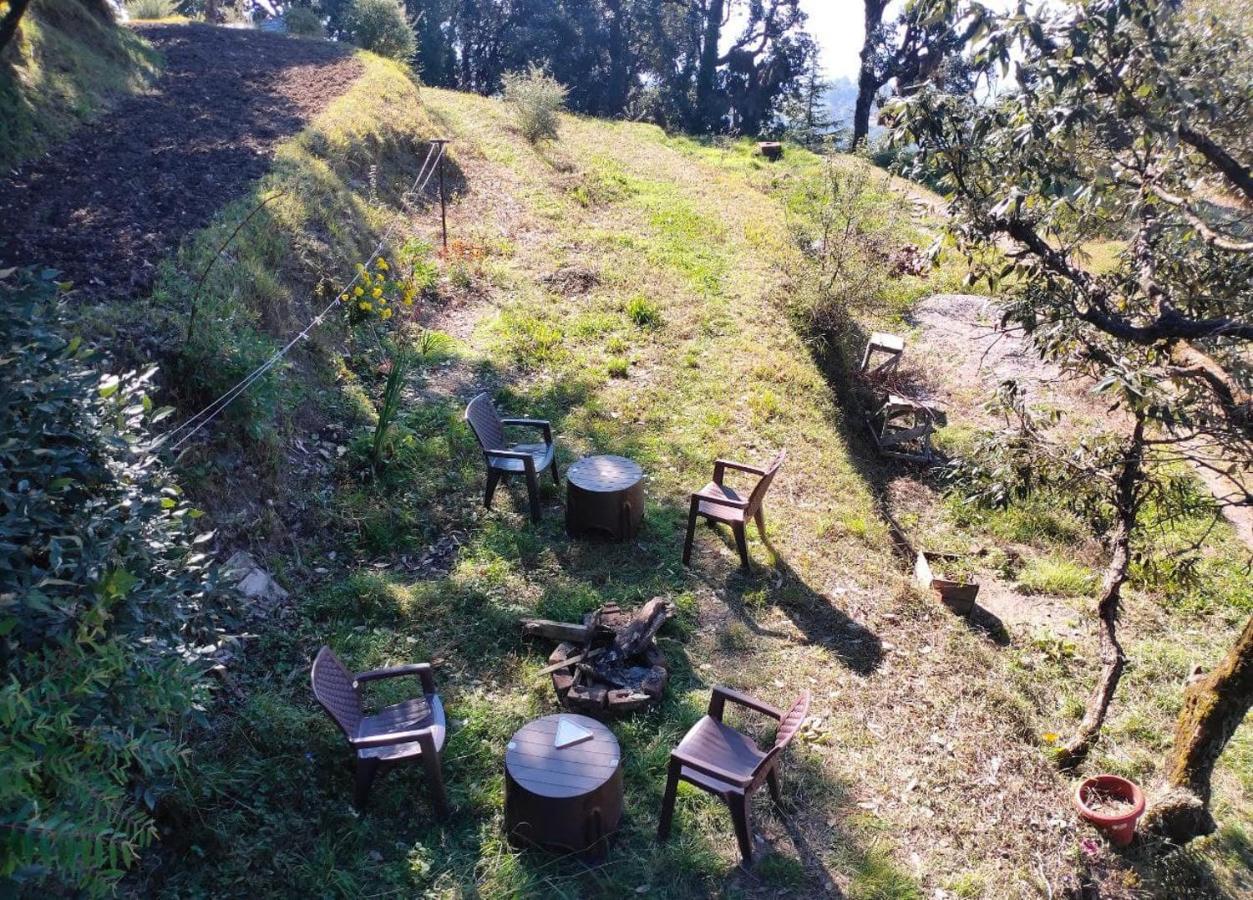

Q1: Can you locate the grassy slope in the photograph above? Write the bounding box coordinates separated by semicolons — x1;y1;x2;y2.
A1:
0;0;159;170
131;71;1250;898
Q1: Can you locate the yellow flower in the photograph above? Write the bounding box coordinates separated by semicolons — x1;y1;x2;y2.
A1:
372;287;383;298
1042;732;1059;744
358;301;373;311
381;307;393;319
355;263;365;273
353;286;364;297
338;292;349;302
376;258;389;270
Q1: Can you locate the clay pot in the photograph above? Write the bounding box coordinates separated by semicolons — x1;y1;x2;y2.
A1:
1073;774;1145;847
915;551;979;616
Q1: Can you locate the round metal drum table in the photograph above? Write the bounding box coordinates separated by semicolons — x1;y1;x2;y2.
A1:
565;454;644;540
503;714;623;858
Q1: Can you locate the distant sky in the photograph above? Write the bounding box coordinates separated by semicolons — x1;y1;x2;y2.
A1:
797;0;1028;81
802;0;869;81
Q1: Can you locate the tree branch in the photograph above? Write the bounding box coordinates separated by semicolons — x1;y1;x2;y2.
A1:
996;217;1253;343
1149;185;1253;253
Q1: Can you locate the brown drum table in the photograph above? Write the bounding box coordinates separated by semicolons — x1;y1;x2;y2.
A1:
503;714;623;857
566;454;644;540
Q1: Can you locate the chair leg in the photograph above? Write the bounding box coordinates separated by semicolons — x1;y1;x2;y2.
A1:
524;467;542;523
728;793;754;866
754;508;767;541
657;758;681;842
550;455;561;485
733;524;750;569
353;758;381;809
420;742;450;819
484;469;502;509
682;499;699;565
767;766;782;806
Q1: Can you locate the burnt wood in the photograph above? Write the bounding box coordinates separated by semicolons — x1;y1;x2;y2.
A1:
657;685;811;866
522;600;675;715
310;646;449;816
565;455;644;540
683;451;785;569
464;392;559;523
504;714;624;857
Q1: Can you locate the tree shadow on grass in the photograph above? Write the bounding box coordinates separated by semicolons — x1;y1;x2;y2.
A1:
691;524;884;676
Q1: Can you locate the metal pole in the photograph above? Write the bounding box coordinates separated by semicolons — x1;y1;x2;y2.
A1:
435;139;448;250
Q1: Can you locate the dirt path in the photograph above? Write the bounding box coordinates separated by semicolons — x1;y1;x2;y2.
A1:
0;24;362;300
910;292;1253;552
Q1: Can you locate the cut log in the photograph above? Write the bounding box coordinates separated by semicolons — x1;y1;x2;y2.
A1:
520;619;612;643
612;597;675;658
536;648;603;677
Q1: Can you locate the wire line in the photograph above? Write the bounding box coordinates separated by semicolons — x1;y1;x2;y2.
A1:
167;142;446;452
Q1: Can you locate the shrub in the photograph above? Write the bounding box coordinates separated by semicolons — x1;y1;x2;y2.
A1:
501;64;568;143
345;0;416;62
0;271;229;895
124;0;177;19
284;5;325;37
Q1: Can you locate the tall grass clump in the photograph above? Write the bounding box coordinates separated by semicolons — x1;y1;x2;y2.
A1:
345;0;416;62
502;64;568;143
124;0;177;19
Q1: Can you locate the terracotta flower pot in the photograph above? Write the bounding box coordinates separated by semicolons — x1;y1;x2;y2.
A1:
915;551;980;616
1073;774;1145;847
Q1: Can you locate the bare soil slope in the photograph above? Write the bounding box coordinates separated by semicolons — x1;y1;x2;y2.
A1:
0;24;362;299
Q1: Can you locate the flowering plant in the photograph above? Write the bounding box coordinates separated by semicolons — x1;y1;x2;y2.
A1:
339;239;442;470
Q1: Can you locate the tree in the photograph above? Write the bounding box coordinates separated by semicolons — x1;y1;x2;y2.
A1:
0;0;34;53
659;0;808;133
852;0;981;149
779;48;837;148
889;0;1252;833
1142;616;1253;842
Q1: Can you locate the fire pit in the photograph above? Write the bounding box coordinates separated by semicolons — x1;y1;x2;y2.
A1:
521;598;675;715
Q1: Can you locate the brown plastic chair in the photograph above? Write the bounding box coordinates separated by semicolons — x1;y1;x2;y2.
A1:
311;646;449;816
657;686;811;866
464;392;559;523
683;450;785;568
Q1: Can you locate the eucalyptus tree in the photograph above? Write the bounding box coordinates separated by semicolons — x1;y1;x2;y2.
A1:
888;0;1252;842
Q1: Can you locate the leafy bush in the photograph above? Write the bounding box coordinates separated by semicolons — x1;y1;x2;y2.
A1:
0;271;229;895
345;0;416;62
284;5;325;37
124;0;177;19
502;64;568;143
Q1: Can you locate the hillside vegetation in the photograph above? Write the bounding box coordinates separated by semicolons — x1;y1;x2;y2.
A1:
0;0;159;170
111;56;1250;899
0;16;1246;897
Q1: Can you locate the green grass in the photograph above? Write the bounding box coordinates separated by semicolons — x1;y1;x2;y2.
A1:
112;72;1253;899
1016;556;1098;597
0;0;161;170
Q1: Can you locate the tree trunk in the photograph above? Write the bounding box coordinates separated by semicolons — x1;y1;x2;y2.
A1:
693;0;725;132
604;0;630;116
1055;416;1146;769
852;0;888;149
1141;614;1253;843
0;0;33;54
